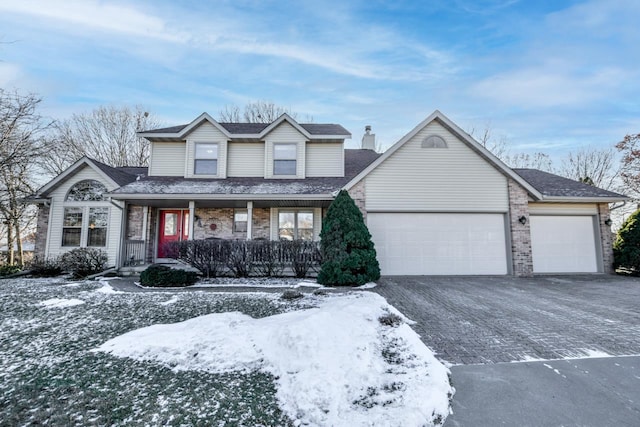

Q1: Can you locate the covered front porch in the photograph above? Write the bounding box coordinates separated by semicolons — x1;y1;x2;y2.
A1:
119;198;331;268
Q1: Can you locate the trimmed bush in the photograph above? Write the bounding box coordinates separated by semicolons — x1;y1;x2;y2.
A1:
140;264;199;287
286;240;322;278
28;257;64;277
614;209;640;273
227;242;253;278
252;240;285;277
60;248;108;278
169;239;228;278
0;264;22;276
318;190;380;286
168;239;320;278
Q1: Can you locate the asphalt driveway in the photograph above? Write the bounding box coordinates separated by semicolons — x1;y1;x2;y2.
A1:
373;275;640;365
375;275;640;426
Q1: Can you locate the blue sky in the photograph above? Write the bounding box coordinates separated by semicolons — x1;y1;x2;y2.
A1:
0;0;638;154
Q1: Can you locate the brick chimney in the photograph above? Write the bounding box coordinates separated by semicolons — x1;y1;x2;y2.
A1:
361;125;376;150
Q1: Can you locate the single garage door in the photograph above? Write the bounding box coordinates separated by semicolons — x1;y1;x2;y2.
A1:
530;215;599;273
367;213;508;275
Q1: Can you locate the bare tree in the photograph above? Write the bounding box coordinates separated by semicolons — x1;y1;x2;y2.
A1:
503;152;555;172
219;100;312;123
469;123;509;160
0;89;51;265
42;105;162;174
558;146;620;190
616;132;640;196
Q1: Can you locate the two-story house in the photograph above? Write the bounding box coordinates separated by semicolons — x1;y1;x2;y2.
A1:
31;110;627;276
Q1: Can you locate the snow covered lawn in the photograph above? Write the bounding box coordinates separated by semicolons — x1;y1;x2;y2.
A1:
1;278;452;426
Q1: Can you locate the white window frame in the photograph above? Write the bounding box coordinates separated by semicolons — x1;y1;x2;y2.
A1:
273;143;297;176
234;209;248;233
278;209;314;241
62;205;110;248
194;142;219;176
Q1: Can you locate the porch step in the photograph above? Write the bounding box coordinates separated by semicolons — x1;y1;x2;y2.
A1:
118;264;152;276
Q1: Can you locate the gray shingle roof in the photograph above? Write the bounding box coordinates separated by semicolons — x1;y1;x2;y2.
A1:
111;149;380;196
513;168;626;199
89;158;148;186
143;122;350;136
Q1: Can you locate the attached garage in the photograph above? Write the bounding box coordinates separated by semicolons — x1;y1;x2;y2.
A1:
530;215;599;273
368;213;509;275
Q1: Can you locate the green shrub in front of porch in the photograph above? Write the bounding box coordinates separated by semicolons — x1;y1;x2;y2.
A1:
140;264;200;287
167;239;321;279
317;190;380;286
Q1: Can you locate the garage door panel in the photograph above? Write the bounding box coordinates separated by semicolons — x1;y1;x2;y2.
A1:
368;213;508;275
530;216;598;273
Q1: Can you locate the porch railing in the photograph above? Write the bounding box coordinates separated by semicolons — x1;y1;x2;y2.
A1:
124;239;146;266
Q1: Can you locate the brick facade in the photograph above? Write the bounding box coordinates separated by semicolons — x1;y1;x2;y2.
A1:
507;179;533;277
348;179;367;220
193;207;270;240
597;203;614;273
34;204;49;260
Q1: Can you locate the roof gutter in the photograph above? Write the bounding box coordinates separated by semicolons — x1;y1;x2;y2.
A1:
540;196;631;203
108;193;336;201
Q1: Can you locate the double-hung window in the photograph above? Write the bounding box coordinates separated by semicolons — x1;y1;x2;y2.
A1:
87;208;109;247
194;143;218;175
278;210;313;240
234;209;248;233
273;144;297;176
62;207;83;247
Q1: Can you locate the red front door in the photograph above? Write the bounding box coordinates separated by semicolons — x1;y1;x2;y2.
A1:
158;210;190;258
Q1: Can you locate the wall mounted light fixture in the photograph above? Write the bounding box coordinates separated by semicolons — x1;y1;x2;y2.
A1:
604;218;613;226
518;215;527;225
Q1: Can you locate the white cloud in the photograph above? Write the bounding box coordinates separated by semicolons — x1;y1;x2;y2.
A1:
0;0;188;42
0;63;21;86
471;66;627;108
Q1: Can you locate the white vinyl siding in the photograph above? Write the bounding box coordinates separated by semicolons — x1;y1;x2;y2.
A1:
185;122;228;178
530;215;599;273
368;213;509;275
528;203;598;215
306;143;344;177
148;142;186;176
264;122;306;178
45;166;121;266
227;143;264;177
364;121;508;212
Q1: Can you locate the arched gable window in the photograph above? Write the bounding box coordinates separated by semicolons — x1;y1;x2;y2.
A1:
421;135;448;148
66;180;107;201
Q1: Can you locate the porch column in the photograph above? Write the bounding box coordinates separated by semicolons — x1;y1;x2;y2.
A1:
141;206;149;242
247;201;253;240
188;201;195;240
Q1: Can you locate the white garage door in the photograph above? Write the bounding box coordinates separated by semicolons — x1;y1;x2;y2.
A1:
530;216;599;273
367;213;508;275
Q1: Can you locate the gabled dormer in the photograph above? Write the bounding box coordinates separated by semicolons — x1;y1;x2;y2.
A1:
139;113;351;179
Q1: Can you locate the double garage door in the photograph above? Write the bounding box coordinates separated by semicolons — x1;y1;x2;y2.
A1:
368;213;600;275
368;213;509;275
